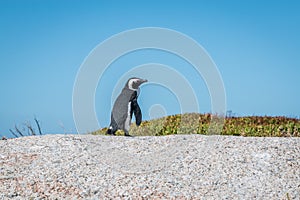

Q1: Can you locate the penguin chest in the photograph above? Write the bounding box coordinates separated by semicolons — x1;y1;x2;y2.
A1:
124;101;132;131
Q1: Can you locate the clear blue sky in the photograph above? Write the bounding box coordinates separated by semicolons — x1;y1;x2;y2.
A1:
1;0;299;137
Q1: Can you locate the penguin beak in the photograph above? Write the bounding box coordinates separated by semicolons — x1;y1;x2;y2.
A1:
141;79;148;83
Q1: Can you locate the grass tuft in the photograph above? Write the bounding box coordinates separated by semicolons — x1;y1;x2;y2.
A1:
91;113;300;137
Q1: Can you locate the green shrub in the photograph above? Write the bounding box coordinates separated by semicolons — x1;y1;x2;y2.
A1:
90;113;300;137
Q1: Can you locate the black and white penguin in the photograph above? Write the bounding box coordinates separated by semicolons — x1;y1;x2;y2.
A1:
107;77;148;136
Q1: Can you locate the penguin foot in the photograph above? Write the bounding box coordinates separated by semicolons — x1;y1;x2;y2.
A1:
106;128;116;136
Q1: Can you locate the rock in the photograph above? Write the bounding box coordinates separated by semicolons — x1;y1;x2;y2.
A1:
0;134;299;199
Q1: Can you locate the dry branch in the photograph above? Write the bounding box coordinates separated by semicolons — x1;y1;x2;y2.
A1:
34;117;42;135
14;125;24;137
9;129;19;138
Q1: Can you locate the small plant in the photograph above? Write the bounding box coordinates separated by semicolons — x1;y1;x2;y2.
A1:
91;113;300;137
9;117;43;138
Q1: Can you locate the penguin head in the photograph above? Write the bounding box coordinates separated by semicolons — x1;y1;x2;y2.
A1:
126;77;148;91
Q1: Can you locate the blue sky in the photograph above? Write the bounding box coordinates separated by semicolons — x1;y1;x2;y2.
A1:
1;0;299;137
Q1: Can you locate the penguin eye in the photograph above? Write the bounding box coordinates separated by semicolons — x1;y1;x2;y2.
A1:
132;81;137;88
128;78;142;90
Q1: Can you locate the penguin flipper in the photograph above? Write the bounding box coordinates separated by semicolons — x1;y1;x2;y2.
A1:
131;99;142;126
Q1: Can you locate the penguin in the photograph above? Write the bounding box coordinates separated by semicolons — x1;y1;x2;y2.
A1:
107;77;148;136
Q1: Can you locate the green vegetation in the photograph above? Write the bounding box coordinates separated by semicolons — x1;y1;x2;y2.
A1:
91;113;300;137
